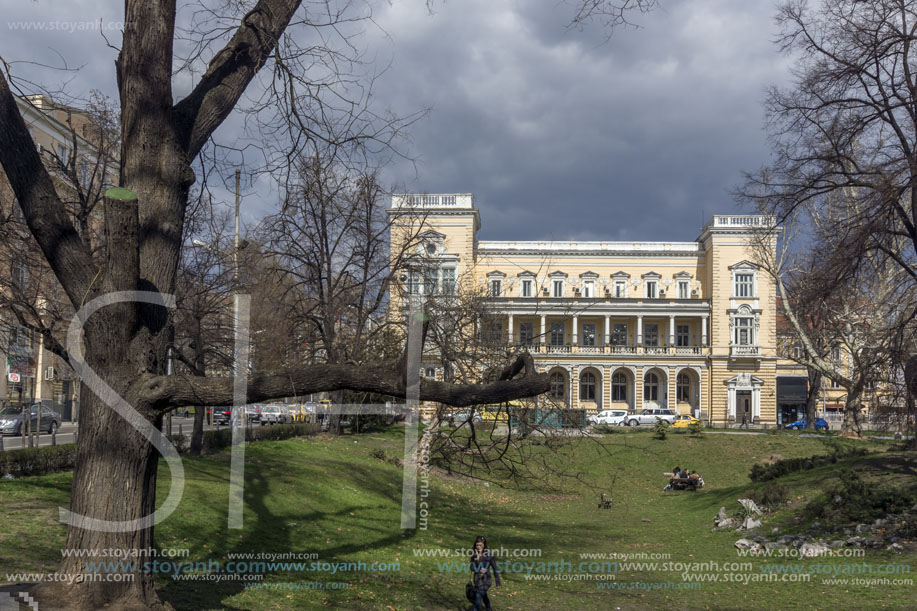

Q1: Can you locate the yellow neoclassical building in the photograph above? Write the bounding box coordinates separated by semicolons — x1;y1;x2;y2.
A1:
389;194;781;427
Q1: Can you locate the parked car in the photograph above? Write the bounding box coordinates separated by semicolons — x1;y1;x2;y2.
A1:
479;401;524;424
671;414;701;428
283;405;305;422
243;405;262;423
627;408;677;427
442;409;482;424
587;409;629;426
785;418;829;431
211;407;232;425
0;403;62;436
260;405;287;425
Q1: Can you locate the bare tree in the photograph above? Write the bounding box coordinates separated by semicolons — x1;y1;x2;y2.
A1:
748;206;912;436
0;3;551;608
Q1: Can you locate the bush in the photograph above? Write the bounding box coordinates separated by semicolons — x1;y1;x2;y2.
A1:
199;422;319;453
653;420;669;440
749;481;790;510
0;443;77;477
593;424;624;435
804;471;917;524
0;423;321;478
749;447;868;482
688;420;704;436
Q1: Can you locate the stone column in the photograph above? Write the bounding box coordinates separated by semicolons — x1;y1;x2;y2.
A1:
540;315;546;347
668;315;676;350
636;315;643;346
508;314;514;345
604;315;610;348
701;315;708;346
572;315;578;346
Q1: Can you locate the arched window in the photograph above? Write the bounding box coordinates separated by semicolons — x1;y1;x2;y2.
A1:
644;372;659;401
550;372;566;400
580;372;596;401
612;372;628;401
677;372;690;402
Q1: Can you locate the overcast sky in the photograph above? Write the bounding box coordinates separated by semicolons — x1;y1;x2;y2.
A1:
2;0;792;242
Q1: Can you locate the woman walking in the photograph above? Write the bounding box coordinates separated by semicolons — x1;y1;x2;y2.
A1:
469;535;500;611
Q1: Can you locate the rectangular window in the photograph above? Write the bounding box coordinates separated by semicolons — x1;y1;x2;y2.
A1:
614;280;626;298
677;280;689;299
644;323;659;346
830;377;841;389
612;323;627;346
582;280;595;298
582;323;596;346
483;321;503;344
645;280;657;299
735;317;754;345
489;279;502;297
79;160;91;189
441;268;455;295
735;273;754;298
519;322;534;345
676;324;689;347
424;269;436;295
677;376;690;402
57;144;70;167
552;280;564;298
407;272;421;295
11;261;28;292
521;278;533;297
550;322;565;346
612;375;627;401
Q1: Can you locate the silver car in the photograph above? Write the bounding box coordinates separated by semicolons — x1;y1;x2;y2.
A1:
259;405;286;425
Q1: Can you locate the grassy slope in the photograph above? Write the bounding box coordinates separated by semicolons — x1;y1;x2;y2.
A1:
0;429;914;610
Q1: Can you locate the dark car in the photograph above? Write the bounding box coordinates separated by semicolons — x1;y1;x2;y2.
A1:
785;418;829;431
0;403;62;436
209;407;232;425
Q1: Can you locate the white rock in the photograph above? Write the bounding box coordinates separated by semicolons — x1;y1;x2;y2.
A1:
738;499;763;515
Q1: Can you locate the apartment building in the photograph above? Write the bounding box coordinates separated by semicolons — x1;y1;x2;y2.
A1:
0;95;115;419
389;194;782;427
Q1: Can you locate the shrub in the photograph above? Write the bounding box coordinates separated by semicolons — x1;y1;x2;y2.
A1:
749;447;868;482
594;424;623;435
749;481;790;510
0;443;77;477
804;471;917;524
688;420;704;436
653;420;669;440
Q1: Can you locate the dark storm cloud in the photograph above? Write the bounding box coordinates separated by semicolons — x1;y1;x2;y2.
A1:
371;0;791;242
2;1;790;241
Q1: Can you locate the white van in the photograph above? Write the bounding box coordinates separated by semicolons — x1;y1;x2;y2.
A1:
587;409;629;426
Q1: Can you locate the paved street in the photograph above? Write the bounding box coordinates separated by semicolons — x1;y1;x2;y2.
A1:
0;416;223;452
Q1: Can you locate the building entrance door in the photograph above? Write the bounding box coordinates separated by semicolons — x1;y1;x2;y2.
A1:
737;390;752;427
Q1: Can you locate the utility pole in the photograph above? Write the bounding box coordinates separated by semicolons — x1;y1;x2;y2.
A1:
233;169;243;426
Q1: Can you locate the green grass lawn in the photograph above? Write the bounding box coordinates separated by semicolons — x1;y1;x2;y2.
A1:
1;428;914;610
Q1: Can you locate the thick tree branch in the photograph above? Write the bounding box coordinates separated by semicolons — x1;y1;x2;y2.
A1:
173;0;302;158
147;352;550;411
0;73;97;307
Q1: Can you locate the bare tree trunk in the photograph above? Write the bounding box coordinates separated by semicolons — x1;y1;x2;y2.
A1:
189;403;205;456
34;363;167;610
806;369;821;430
841;390;863;438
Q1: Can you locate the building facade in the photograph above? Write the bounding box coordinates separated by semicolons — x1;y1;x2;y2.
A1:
390;194;781;427
0;95;115;420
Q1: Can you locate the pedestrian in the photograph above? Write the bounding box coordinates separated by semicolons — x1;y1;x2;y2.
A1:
469;535;500;611
741;413;747;429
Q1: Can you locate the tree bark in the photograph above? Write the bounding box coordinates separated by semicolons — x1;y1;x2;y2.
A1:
805;369;821;431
